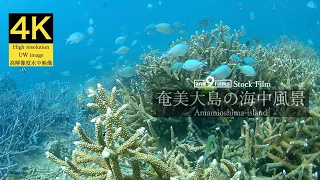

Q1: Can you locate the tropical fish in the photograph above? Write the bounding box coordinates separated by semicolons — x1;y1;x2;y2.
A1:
65;32;85;45
155;23;174;34
94;64;103;70
199;20;211;27
243;56;258;65
166;44;188;57
79;84;86;96
87;26;94;34
204;135;216;165
200;86;216;94
237;65;256;76
20;67;26;73
178;29;186;35
173;22;184;28
252;38;261;46
89;18;94;25
86;38;93;46
145;24;157;35
114;46;130;54
118;55;125;61
85;77;97;86
231;54;242;63
50;103;63;112
209;65;232;79
147;4;153;9
96;56;103;60
118;66;135;77
131;40;138;46
170;62;184;71
308;39;314;45
240;25;246;35
115;36;126;44
182;59;206;71
237;2;244;10
61;71;71;76
102;2;107;8
245;41;250;48
223;35;231;45
250;11;255;20
307;1;317;9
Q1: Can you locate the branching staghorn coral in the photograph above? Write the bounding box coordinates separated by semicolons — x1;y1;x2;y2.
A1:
1;81;83;179
46;84;174;179
116;23;320;176
225;117;320;179
46;84;267;180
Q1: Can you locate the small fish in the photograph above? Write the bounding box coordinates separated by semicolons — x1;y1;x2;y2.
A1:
210;65;232;79
237;2;244;10
50;103;63;112
96;56;103;60
307;1;317;9
87;26;94;34
170;62;184;71
114;46;130;54
20;67;26;73
204;135;216;165
118;66;135;77
131;40;138;46
100;48;104;52
94;65;103;70
237;65;256;77
118;55;125;61
243;56;258;65
200;86;216;94
240;25;246;35
85;77;97;85
145;24;157;35
66;32;85;45
61;71;71;76
79;84;86;96
173;22;184;28
223;35;231;45
102;3;107;8
308;39;314;45
155;23;174;34
231;54;242;63
273;2;276;10
250;11;255;20
147;4;153;9
44;70;51;75
178;29;186;35
89;59;97;65
115;36;126;44
86;38;93;46
252;38;261;46
245;41;250;48
166;43;188;57
199;20;211;27
89;18;94;25
182;59;206;71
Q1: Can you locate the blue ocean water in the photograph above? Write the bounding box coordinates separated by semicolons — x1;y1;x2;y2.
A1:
0;0;319;89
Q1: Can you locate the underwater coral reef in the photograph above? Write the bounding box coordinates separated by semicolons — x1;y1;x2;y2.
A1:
43;22;320;179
